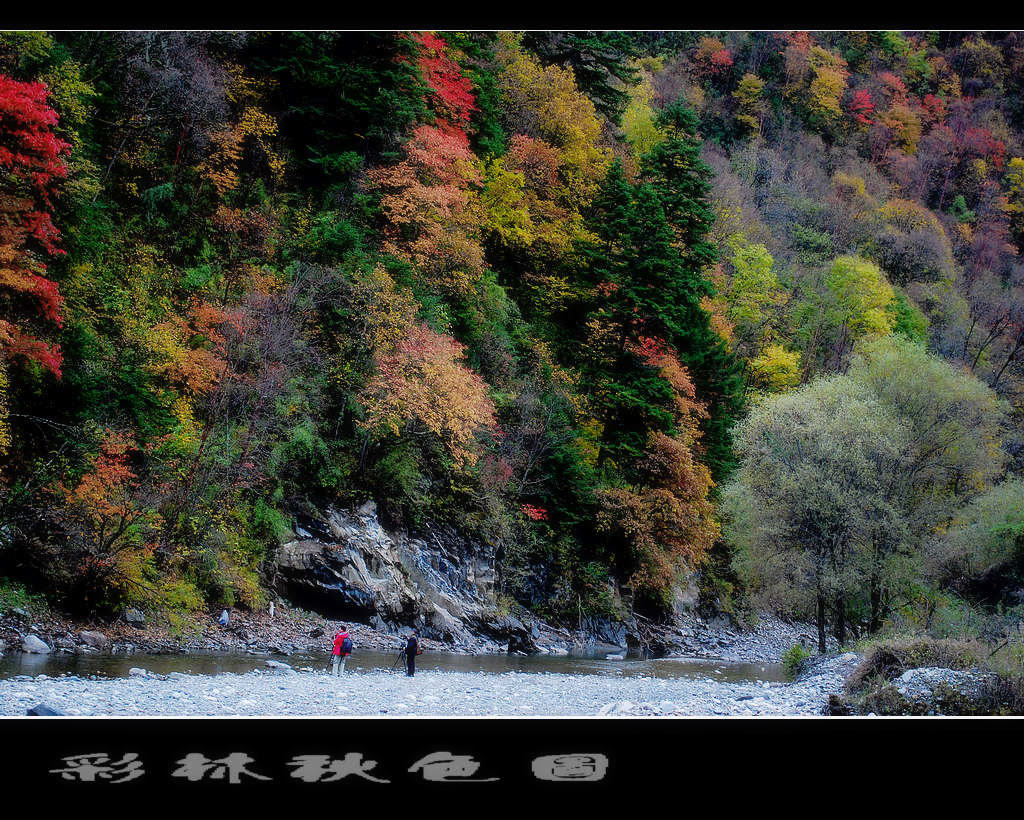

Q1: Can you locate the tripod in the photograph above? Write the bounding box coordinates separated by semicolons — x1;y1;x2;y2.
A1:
390;648;407;672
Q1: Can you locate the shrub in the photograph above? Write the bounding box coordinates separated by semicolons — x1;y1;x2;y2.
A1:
0;577;47;615
845;636;982;693
783;642;812;677
975;674;1024;715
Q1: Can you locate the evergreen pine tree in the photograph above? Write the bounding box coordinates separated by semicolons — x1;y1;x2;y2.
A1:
640;102;745;478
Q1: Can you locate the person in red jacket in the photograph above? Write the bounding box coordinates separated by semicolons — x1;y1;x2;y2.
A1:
331;625;352;676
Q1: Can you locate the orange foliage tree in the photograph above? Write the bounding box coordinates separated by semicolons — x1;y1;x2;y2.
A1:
57;429;159;605
366;33;487;297
595;341;718;607
367;123;485;295
360;321;498;469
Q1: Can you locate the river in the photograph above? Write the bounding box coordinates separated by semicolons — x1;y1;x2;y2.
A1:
0;647;788;683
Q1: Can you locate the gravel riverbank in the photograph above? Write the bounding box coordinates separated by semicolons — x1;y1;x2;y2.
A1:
0;603;478;659
0;652;861;717
0;591;827;664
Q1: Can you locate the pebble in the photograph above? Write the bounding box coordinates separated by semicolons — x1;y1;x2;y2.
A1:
0;654;861;717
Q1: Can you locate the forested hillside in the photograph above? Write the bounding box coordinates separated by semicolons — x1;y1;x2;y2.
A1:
1;31;1023;665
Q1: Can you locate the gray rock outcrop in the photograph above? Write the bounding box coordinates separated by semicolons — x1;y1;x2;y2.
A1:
273;506;539;651
894;666;995;708
268;504;824;660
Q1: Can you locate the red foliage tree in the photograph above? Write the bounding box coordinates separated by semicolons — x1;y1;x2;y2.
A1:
0;74;70;377
876;71;908;104
921;93;947;126
965;126;1006;171
710;49;734;72
407;32;476;128
521;504;548;521
848;89;875;126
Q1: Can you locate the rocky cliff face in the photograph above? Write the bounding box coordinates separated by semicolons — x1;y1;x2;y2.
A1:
268;502;812;660
271;502;541;652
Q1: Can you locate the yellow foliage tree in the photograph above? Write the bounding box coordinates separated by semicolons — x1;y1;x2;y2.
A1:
825;255;896;338
749;344;802;393
807;46;849;125
881;103;923;154
480;157;535;246
495;33;611;209
1005;156;1024;243
199;65;284;197
621;59;666;157
733;73;766;135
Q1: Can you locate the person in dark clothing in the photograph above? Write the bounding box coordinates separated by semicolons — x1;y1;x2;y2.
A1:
405;630;421;676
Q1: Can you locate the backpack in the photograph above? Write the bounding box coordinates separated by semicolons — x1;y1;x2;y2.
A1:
341;635;353;654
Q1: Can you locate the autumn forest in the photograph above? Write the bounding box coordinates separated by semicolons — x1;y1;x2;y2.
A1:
2;31;1024;667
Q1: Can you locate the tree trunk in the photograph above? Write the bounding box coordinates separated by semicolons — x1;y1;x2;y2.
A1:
835;594;846;646
817;591;827;654
869;572;882;633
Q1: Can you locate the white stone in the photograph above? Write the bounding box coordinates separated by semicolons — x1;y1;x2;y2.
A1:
21;635;50;654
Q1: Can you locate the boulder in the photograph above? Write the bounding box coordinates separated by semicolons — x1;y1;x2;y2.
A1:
852;662;1002;715
423;605;472;645
473;613;540;654
707;615;732;631
26;703;64;716
22;634;50;654
274;536;407;619
122;608;145;625
79;630;110;650
265;660;295;673
128;667;149;677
